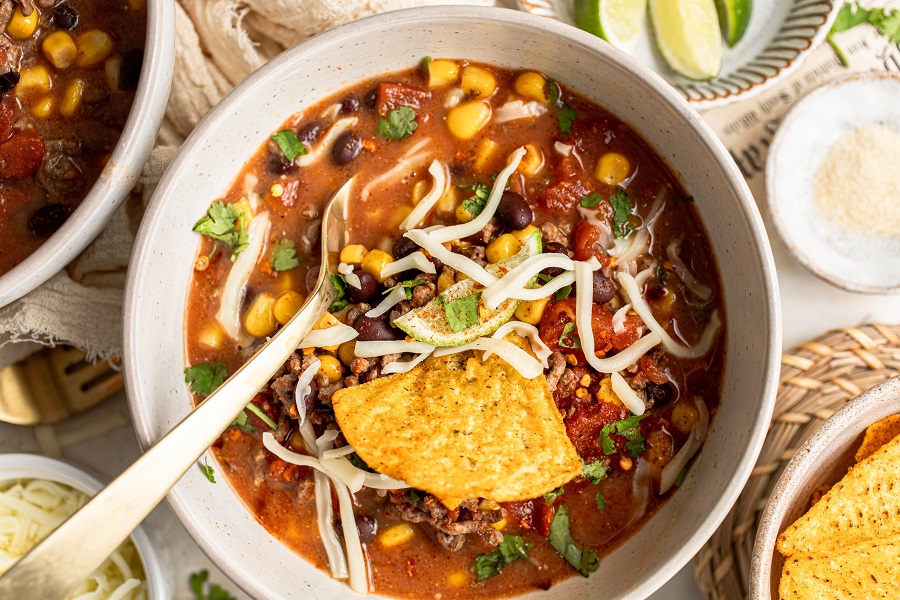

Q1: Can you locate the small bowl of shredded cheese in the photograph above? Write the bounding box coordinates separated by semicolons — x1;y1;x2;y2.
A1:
0;454;167;599
767;71;900;294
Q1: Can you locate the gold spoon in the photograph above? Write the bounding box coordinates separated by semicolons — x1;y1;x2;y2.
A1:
0;178;354;598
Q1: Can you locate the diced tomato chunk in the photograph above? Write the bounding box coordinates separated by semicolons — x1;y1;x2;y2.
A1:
565;400;629;461
376;83;430;116
572;221;609;263
539;298;633;356
612;313;642;350
638;355;669;385
499;498;555;537
0;130;44;179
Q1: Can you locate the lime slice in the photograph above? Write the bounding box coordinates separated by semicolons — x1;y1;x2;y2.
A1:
394;231;542;347
575;0;648;50
714;0;751;47
649;0;723;81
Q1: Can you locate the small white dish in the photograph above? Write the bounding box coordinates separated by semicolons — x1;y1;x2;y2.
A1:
767;71;900;294
516;0;840;109
0;453;168;599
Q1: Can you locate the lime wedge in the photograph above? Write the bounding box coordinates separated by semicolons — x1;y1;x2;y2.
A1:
394;231;542;347
649;0;723;81
575;0;648;51
714;0;751;47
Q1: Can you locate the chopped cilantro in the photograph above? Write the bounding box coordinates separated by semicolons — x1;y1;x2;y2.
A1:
408;489;422;504
878;10;900;43
544;486;565;505
547;79;577;133
582;460;608;484
385;278;430;301
555;284;572;302
349;452;373;472
535;273;553;283
579;192;603;208
330;273;349;312
558;321;580;349
548;506;599;577
184;361;227;397
595;489;606;510
657;263;668;283
473;534;532;581
201;458;215;483
608;188;634;238
600;414;648;457
192;201;249;259
828;3;900;65
421;56;432;75
190;570;236;600
459;182;492;217
271;130;308;162
675;467;688;488
377;105;418;140
443;293;481;333
230;410;255;433
272;238;300;271
245;402;278;430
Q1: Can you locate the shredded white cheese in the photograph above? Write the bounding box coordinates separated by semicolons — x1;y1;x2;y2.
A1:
380;251;437;280
612;304;632;334
216;212;270;340
299;321;358;349
481;250;579;310
666;239;712;302
365;286;408;318
338;263;361;289
611;371;646;415
403;229;496;287
381;348;435;374
493;100;548;123
353;340;434;358
488;322;552;368
293;359;320;426
400;160;449;230
359;137;431;201
296;117;358;167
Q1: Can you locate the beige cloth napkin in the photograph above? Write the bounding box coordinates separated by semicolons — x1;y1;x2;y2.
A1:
0;0;490;368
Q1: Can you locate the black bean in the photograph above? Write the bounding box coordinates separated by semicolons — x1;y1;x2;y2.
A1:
355;513;377;543
592;272;617;304
348;270;378;304
265;155;294;174
353;314;402;342
50;2;79;30
541;242;568;278
363;89;378;110
296;120;323;145
496;191;533;230
644;383;673;407
331;132;362;166
119;49;143;92
391;236;419;260
28;204;71;238
0;71;19;94
340;96;359;114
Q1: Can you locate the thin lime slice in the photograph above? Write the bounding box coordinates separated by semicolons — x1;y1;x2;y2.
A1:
394;231;542;347
714;0;752;47
575;0;647;50
649;0;723;81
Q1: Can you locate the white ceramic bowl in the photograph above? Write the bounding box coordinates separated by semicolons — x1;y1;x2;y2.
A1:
0;0;175;308
0;453;168;599
750;376;900;598
124;6;781;599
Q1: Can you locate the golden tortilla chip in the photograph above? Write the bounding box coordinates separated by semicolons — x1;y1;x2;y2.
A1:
855;414;900;463
777;433;900;557
331;337;582;508
779;534;900;599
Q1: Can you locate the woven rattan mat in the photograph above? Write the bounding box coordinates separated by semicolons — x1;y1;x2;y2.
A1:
691;323;900;599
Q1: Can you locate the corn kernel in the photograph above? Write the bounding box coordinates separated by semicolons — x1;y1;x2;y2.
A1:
411;179;429;205
361;249;393;283
314;312;340;330
76;30;114;67
515;71;549;103
379;523;415;547
517;143;544;176
620;455;633;470
511;224;538;245
436;186;458;220
596;152;631;186
317;355;344;384
455;271;469;283
455;202;474;224
339;244;368;265
16;65;51;97
448;571;469;587
437;269;455;294
472;139;498;171
6;7;38;39
596;377;624;407
486;234;520;264
42;31;78;69
479;499;500;510
671;401;699;434
390;205;412;229
460;66;496;97
244;293;277;338
428;59;458;87
31;95;54;118
231;197;253;227
446;100;491;140
514;296;549;325
579;373;592;387
338;341;357;366
59;78;85;118
273;291;304;325
490;518;507;531
198;323;225;350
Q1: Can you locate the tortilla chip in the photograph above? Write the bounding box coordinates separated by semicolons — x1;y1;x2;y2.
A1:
855;415;900;463
777;433;900;557
779;534;900;599
331;336;582;508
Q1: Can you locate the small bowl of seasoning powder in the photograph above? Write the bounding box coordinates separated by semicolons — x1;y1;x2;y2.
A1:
767;71;900;294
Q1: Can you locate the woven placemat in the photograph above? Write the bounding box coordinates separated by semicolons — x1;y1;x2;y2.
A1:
692;323;900;599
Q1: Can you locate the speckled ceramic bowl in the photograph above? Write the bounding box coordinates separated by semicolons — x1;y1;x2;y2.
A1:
750;376;900;598
0;0;174;308
124;7;781;599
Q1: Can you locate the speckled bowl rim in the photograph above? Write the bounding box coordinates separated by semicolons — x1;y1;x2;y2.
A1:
0;0;175;308
766;71;900;295
749;376;900;598
0;453;169;599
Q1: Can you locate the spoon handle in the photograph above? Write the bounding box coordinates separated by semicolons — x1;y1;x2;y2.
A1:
0;282;333;598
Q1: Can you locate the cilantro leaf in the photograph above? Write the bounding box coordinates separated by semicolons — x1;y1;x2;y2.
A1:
385;278;430;301
271;130;307;162
827;3;900;65
201;458;215;483
330;273;349;312
548;506;600;577
544;486;565;505
675;466;688;488
184;361;227;397
377;105;418;140
190;570;236;600
600;414;648;457
245;402;278;430
557;104;577;134
555;284;572;302
459;182;492;217
192;202;249;258
272;238;300;271
580;193;603;208
876;10;900;43
831;2;876;33
349;452;374;472
608;188;634;238
230;410;256;432
595;489;606;510
558;321;580;349
582;460;608;484
443;292;481;333
473;534;532;581
421;56;432;75
535;273;553;283
408;489;422;504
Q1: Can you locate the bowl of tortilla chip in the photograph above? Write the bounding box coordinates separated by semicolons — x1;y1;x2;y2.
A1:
751;376;900;599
